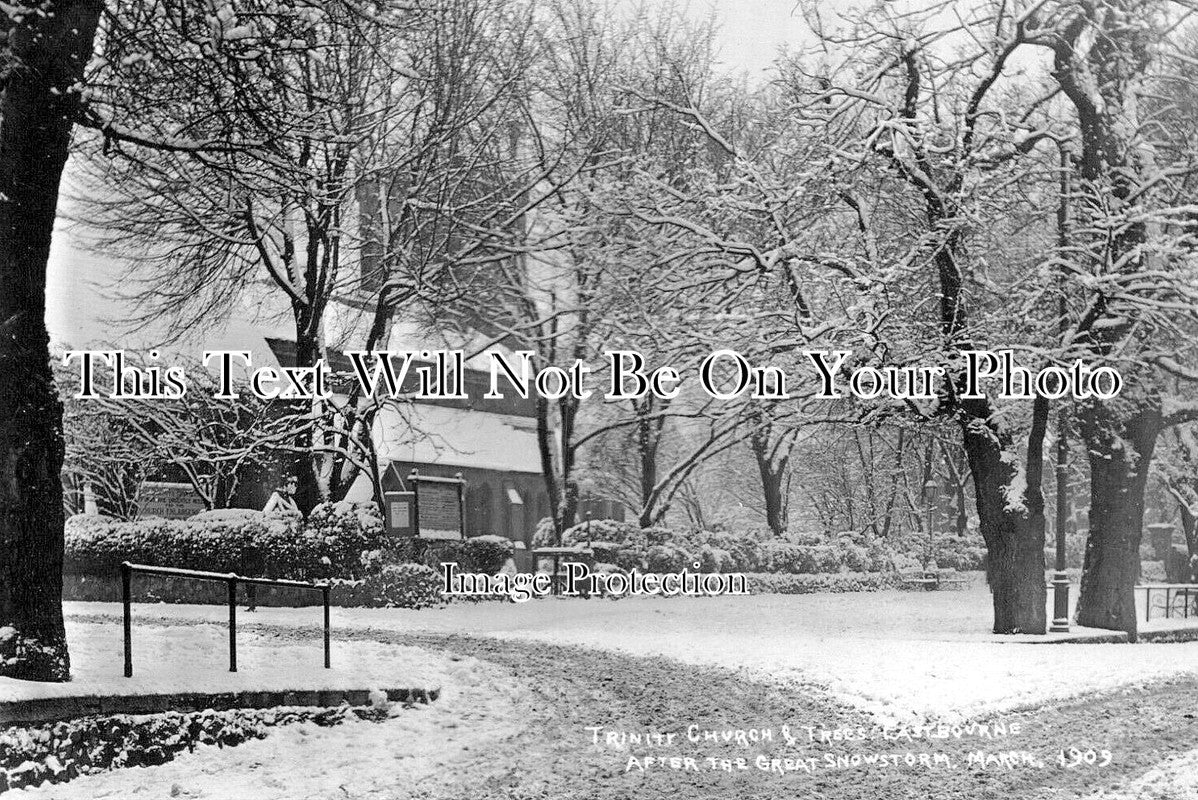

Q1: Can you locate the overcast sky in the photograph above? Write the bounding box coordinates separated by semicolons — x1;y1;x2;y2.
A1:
45;0;830;352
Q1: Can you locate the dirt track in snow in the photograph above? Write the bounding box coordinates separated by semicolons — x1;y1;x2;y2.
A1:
344;629;1198;800
56;611;1198;799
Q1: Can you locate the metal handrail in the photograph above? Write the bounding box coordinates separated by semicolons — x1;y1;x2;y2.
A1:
120;561;331;678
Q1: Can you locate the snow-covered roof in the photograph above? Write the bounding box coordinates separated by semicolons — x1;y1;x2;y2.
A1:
373;402;542;475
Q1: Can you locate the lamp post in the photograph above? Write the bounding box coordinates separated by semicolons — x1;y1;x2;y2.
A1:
1050;449;1071;632
1050;144;1071;634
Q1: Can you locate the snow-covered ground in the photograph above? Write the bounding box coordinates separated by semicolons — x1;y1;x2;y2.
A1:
60;589;1198;724
6;591;1198;797
1086;749;1198;800
9;625;529;800
1;621;449;703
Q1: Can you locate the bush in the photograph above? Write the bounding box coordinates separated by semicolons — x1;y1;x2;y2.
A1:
304;502;385;579
614;546;648;572
759;541;813;573
588;541;623;564
705;532;764;572
840;543;872;572
645;543;694;573
64;504;383;581
0;706;361;792
64;513;302;576
547;519;646;548
462;535;514;575
531;517;557;547
529;523;894;575
747;571;901;594
331;563;444;609
927;537;987;572
698;545;734;573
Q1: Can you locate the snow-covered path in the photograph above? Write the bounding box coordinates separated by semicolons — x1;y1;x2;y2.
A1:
62;589;1198;724
7;593;1198;799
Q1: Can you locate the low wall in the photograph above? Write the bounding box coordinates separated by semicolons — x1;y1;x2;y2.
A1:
64;573;324;607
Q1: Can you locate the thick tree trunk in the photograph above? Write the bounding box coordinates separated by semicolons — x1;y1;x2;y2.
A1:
0;0;102;682
1075;394;1161;640
961;415;1047;634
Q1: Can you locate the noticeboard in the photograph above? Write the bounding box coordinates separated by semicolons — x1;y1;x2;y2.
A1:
383;491;415;536
410;473;465;540
138;481;206;520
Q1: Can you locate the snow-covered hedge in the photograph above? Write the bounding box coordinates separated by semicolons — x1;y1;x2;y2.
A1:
64;512;305;576
914;536;987;572
747;571;902;594
330;563;444;609
407;535;516;577
0;706;362;792
461;535;514;575
64;501;387;581
303;501;387;579
532;522;905;575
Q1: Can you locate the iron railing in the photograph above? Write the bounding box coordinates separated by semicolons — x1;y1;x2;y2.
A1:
120;562;331;677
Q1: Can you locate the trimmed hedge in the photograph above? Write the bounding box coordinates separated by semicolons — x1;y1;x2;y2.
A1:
65;502;386;581
330;563;444;609
534;517;987;578
64;512;311;577
64;507;517;609
535;521;910;576
404;535;515;576
747;571;902;594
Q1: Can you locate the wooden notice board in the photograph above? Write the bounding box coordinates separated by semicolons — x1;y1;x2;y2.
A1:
409;472;466;541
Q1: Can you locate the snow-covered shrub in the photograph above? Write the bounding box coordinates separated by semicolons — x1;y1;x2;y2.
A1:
704;532;765;571
614;546;647;571
64;512;310;576
425;539;466;569
839;542;873;572
531;516;557;547
642;526;684;547
551;519;646;548
748;571;901;594
926;537;987;571
0;706;361;791
759;541;815;573
303;501;385;579
698;545;735;573
462;535;514;575
645;543;694;572
61;513;120;538
588;541;622;564
64;505;387;580
893;529;988;573
331;563;443;608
